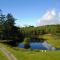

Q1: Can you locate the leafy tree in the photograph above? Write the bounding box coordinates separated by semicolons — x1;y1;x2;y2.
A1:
4;13;15;39
0;9;5;39
4;13;24;46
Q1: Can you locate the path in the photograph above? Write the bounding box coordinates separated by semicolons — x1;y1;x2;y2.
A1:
0;47;17;60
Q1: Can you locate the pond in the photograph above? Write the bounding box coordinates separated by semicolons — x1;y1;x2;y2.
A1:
18;41;60;50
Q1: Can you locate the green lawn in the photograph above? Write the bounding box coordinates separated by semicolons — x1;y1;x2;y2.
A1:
42;34;60;48
0;50;8;60
7;48;60;60
0;43;60;60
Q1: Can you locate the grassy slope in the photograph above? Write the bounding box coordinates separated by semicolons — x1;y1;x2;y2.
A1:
42;34;60;48
0;43;60;60
0;51;8;60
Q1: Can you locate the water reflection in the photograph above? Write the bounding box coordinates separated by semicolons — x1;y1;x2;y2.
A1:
42;41;56;50
18;41;60;50
30;42;47;50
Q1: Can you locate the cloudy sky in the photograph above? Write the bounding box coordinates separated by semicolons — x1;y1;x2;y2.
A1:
0;0;60;26
37;10;60;26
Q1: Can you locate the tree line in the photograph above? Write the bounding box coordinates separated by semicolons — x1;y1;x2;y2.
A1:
20;24;60;38
19;25;60;48
0;10;60;47
0;10;24;46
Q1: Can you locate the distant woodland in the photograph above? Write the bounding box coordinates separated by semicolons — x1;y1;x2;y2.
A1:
0;10;60;47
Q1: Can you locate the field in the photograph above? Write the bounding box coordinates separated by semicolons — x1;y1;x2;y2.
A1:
0;42;60;60
42;34;60;48
0;34;60;60
0;50;8;60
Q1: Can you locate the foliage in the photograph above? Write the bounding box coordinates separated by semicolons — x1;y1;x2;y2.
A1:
0;9;60;47
0;10;24;46
23;38;30;49
20;24;60;43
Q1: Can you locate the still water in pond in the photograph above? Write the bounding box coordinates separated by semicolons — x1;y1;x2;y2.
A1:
18;41;60;50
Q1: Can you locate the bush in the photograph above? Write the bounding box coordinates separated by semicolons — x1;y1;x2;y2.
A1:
23;37;30;49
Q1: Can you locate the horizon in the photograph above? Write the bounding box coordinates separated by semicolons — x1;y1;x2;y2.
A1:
0;0;60;26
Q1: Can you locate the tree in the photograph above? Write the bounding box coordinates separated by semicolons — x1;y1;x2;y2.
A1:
0;9;5;39
4;13;24;46
4;13;15;39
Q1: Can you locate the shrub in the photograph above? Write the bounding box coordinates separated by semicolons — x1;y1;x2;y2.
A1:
23;37;30;49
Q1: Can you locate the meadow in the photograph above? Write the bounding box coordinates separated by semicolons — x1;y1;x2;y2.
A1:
0;50;8;60
0;42;60;60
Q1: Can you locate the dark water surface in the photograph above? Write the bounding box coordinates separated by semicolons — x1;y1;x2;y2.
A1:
18;41;60;50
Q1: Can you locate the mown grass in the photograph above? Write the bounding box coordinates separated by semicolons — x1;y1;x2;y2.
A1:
0;50;8;60
0;43;60;60
42;34;60;48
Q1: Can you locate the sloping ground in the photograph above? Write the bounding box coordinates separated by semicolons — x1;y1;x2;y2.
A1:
0;50;8;60
0;43;60;60
42;34;60;48
0;43;17;60
0;47;17;60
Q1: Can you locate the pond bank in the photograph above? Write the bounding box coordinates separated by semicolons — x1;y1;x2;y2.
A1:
19;41;60;50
